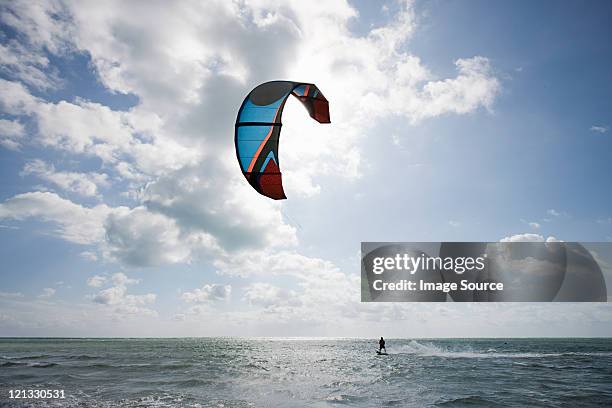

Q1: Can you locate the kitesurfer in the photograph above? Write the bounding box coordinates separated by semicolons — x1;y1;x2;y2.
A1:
379;337;386;353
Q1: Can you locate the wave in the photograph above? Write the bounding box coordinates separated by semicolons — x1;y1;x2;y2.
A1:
435;395;497;406
29;362;58;368
66;354;101;360
244;362;270;371
395;341;612;359
173;378;216;388
0;361;60;368
1;354;51;360
513;361;597;369
324;394;368;405
0;361;26;367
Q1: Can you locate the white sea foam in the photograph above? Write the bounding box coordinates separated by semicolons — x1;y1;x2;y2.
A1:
395;340;612;358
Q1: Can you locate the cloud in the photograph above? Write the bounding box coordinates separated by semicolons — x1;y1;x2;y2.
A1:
528;222;541;229
0;119;25;150
0;0;72;55
103;207;219;267
0;0;500;272
0;0;71;90
590;125;609;133
1;86;200;180
22;159;109;198
181;284;231;304
80;251;98;261
110;272;139;286
0;191;211;266
242;283;299;308
214;250;342;281
279;1;500;191
140;170;298;253
86;275;106;288
10;1;604;339
34;99;199;177
0;78;39;115
90;273;156;318
0;291;24;298
172;313;186;322
407;56;500;122
0;191;116;244
500;233;561;242
92;286;125;305
38;287;56;298
0;224;19;230
0;39;61;89
201;249;367;327
0;80;293;265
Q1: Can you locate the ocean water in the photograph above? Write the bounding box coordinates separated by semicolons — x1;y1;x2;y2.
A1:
1;338;611;407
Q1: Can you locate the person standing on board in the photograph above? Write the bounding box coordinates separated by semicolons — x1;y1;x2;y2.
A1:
379;337;386;353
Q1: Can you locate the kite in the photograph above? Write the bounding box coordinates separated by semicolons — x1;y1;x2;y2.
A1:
234;81;330;199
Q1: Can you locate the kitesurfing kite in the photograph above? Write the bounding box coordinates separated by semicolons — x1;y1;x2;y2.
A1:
234;81;330;199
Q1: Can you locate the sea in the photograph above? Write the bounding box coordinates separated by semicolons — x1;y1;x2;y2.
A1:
1;338;611;407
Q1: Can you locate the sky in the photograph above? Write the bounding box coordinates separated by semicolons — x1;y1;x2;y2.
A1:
0;0;611;337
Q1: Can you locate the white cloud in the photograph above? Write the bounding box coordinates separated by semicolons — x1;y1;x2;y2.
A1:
38;287;56;298
407;56;500;122
202;250;366;327
3;0;499;193
140;171;298;253
80;251;98;261
0;119;25;150
0;1;71;90
36;100;199;176
181;284;231;304
1;80;294;266
86;275;107;288
0;191;116;245
279;1;500;191
0;0;499;272
500;233;561;242
2;91;200;180
214;250;342;281
0;78;39;115
0;291;24;298
528;222;541;229
0;0;600;339
0;40;60;89
103;207;220;267
0;224;19;230
0;0;72;55
110;272;140;286
590;125;609;133
92;286;125;305
179;255;360;323
0;191;215;266
242;283;299;308
91;273;156;318
14;1;605;339
22;159;109;198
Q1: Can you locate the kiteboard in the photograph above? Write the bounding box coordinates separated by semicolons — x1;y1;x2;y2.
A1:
376;350;388;355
